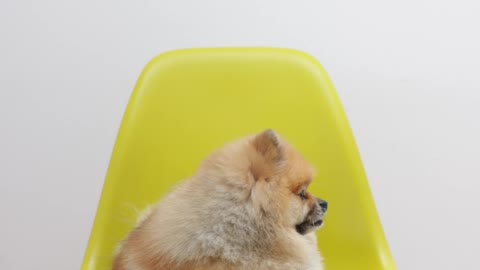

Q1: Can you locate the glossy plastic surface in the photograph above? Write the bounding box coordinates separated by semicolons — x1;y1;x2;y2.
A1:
81;48;396;270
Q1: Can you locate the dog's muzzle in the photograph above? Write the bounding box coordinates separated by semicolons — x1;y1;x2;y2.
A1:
295;198;328;235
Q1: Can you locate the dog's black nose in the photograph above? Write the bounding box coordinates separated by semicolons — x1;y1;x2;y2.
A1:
317;199;328;210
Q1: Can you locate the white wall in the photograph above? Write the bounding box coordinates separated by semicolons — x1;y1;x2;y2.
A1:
1;1;479;269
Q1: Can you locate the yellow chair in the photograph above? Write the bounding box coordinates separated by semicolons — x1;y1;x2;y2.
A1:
81;48;396;270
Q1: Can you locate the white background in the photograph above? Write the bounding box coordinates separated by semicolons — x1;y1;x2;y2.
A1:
1;1;479;269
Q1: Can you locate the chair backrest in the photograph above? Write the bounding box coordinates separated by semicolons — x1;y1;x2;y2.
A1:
81;48;396;270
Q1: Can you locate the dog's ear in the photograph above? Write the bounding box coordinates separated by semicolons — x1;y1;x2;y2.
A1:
252;129;282;162
250;129;284;181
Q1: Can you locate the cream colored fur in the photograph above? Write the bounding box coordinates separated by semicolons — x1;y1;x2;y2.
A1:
113;130;325;270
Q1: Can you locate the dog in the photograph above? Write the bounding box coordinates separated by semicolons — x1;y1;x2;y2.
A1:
112;129;327;270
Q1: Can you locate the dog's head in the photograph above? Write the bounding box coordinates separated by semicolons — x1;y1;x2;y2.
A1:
248;129;327;235
201;129;327;235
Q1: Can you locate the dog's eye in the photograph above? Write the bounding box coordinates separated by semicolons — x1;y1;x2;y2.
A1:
298;190;306;200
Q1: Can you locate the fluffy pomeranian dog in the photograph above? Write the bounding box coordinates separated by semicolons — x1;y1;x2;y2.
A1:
112;130;328;270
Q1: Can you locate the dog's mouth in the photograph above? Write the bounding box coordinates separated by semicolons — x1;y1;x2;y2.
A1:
313;219;324;226
295;216;325;235
295;199;327;235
